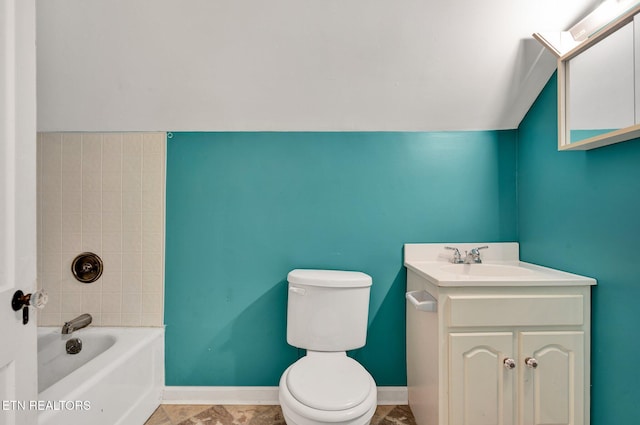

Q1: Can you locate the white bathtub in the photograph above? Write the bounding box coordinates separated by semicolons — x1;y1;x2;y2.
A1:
37;327;164;425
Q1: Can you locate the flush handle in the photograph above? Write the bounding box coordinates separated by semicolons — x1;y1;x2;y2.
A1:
289;286;306;296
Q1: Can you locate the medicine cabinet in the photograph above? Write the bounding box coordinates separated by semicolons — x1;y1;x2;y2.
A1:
535;3;640;150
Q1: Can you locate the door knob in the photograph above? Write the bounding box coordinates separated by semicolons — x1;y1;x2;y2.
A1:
503;358;516;369
11;289;48;325
525;357;538;369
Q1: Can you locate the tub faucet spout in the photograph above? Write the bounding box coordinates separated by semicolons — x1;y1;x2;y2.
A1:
62;313;92;334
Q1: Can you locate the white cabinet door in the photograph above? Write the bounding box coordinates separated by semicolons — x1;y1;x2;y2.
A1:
519;332;585;425
450;332;515;425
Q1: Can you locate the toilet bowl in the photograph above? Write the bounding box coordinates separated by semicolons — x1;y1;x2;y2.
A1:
279;269;377;425
279;352;377;425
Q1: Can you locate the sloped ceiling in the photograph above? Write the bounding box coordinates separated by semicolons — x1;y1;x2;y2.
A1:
36;0;599;131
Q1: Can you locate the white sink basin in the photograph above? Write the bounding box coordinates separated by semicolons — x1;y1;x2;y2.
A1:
406;260;595;286
404;243;597;287
440;263;534;277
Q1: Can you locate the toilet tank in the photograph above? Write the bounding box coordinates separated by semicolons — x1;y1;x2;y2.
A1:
286;269;372;351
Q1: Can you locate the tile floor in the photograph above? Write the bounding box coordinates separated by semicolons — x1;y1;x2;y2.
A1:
144;404;416;425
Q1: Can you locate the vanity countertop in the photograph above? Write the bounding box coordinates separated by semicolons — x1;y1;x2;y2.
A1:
404;243;596;287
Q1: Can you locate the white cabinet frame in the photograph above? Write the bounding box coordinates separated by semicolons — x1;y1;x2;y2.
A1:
406;270;592;425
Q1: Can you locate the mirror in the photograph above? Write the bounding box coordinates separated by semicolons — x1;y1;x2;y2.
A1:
567;21;634;143
556;7;640;150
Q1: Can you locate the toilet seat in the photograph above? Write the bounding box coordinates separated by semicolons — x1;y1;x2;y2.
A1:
279;353;377;425
286;355;371;411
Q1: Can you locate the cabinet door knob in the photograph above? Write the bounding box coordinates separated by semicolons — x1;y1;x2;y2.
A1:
525;357;538;368
503;358;516;369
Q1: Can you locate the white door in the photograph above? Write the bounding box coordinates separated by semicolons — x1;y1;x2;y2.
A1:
519;332;585;425
449;332;515;425
0;0;38;424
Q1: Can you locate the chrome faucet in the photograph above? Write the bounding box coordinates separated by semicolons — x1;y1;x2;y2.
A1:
445;246;489;264
464;246;489;263
62;313;92;334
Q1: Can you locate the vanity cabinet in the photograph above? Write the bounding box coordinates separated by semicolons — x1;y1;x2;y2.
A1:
406;270;591;425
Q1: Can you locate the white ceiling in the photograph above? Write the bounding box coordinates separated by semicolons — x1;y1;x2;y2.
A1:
36;0;600;132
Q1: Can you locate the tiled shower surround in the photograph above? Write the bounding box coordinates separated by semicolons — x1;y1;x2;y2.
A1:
37;132;165;327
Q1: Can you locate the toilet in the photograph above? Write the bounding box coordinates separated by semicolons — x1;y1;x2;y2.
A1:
279;269;377;425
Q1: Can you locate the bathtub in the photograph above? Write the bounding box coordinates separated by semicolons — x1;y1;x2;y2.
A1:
37;327;164;425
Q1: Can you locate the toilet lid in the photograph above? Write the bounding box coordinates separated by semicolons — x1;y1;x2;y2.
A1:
286;355;372;411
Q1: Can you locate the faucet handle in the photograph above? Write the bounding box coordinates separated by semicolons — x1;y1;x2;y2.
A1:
468;246;489;263
444;246;464;263
470;245;489;255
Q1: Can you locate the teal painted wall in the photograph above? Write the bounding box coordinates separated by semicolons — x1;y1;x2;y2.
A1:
165;131;517;386
517;74;640;424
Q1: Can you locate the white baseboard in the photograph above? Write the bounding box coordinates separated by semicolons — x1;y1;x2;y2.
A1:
376;387;409;405
162;386;408;405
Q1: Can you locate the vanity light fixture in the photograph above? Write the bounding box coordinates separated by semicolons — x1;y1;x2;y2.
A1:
534;0;639;57
570;0;637;41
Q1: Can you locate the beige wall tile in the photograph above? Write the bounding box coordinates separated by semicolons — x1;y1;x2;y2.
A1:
142;272;163;292
102;313;122;326
142;190;162;212
42;254;63;273
121;314;141;327
61;232;82;252
101;252;122;271
123;134;143;154
142;252;162;272
123;155;142;175
61;292;82;314
122;292;141;315
62;190;81;213
123;212;142;232
62;213;82;234
43;291;62;314
141;313;162;327
102;191;122;212
82;190;102;212
103;232;123;252
122;190;142;212
122;171;142;192
39;313;62;327
101;292;122;314
101;270;122;293
122;271;142;292
38;132;165;327
81;232;102;253
102;172;122;192
40;272;62;293
142;232;163;253
102;213;122;233
142;292;163;314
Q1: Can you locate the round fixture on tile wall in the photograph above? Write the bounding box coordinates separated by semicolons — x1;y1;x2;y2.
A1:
71;252;104;283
